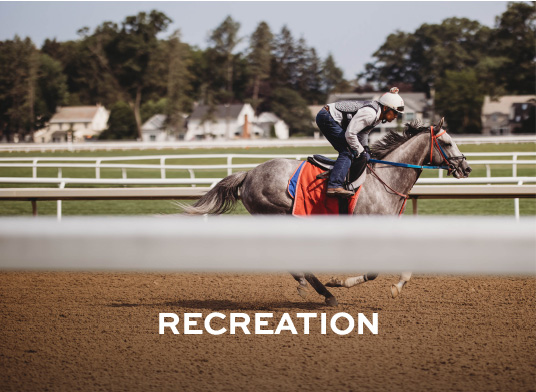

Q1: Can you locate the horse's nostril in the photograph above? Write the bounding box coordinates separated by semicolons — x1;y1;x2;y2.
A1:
466;166;472;173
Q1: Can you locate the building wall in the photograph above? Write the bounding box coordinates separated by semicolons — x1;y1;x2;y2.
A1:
185;105;256;140
34;106;110;143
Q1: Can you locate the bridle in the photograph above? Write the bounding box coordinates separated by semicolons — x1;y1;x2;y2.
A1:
429;126;467;176
366;125;468;215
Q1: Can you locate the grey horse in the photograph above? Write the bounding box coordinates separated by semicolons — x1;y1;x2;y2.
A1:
182;119;472;306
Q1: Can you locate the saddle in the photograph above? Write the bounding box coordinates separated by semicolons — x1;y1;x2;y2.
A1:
307;154;368;192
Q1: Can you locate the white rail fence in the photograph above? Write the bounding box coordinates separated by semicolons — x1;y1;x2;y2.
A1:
0;216;534;274
0;152;535;179
1;134;535;152
1;153;534;219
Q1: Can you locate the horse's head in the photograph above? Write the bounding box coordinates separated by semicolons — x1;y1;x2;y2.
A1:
427;118;472;178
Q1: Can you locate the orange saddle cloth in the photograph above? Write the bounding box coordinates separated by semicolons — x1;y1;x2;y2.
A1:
288;161;361;216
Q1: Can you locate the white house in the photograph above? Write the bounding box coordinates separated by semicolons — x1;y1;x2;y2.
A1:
185;103;256;141
184;103;288;141
254;112;289;140
34;105;109;143
481;95;536;135
141;114;187;142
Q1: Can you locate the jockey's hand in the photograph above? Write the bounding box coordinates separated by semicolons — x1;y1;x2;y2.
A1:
361;149;371;161
364;146;372;156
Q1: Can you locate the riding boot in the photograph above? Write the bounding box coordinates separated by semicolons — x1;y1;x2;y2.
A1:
327;151;353;197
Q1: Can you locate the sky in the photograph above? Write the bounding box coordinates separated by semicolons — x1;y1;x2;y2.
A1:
0;1;511;79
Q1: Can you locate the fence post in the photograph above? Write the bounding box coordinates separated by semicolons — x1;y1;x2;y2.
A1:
515;180;522;221
161;157;166;179
96;159;101;179
33;159;38;178
227;155;233;176
513;154;518;177
57;182;65;221
188;169;196;187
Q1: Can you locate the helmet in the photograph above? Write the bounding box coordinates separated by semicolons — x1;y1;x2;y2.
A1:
378;87;404;114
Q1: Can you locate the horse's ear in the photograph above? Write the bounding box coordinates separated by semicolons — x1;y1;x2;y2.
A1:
437;117;444;129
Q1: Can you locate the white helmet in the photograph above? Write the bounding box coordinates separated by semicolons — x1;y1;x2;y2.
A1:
378;87;404;114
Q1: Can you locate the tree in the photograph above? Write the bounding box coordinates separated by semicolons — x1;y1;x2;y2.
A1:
140;98;167;124
0;37;37;140
208;16;242;103
0;36;67;141
78;11;172;139
145;30;193;134
34;53;68;130
435;69;484;133
247;21;273;109
322;54;345;96
99;101;137;140
491;1;536;94
271;26;297;88
361;18;494;95
293;39;324;104
271;87;314;136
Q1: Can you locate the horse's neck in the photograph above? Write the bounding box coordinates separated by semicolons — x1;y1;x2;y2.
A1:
357;133;430;215
381;132;430;193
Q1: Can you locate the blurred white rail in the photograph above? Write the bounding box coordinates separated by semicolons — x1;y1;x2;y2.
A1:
0;216;534;274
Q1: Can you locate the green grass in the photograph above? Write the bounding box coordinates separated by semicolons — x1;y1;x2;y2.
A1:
1;143;534;217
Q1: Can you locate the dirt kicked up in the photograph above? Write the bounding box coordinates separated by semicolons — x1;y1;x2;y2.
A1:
1;272;535;391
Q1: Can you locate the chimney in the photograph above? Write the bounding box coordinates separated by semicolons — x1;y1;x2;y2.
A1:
243;114;250;138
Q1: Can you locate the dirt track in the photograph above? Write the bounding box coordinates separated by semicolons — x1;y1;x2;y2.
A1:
1;272;535;391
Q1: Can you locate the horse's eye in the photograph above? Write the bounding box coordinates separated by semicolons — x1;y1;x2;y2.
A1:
444;143;452;147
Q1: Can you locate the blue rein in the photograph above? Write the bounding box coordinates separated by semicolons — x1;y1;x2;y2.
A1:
369;158;449;171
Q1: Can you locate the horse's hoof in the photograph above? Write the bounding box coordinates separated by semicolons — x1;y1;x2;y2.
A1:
390;284;400;298
297;285;309;299
325;296;338;307
325;277;343;287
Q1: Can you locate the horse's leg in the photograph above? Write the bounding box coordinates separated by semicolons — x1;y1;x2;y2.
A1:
291;272;309;298
326;272;378;288
304;273;338;307
391;272;412;298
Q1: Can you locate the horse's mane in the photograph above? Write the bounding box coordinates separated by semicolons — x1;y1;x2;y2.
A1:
371;120;430;159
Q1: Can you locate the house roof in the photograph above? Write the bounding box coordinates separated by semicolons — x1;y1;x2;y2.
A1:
326;91;428;113
142;114;167;132
256;112;281;123
189;104;247;120
482;95;536;116
49;106;102;123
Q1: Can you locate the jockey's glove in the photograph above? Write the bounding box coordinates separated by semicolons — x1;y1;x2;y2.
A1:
361;147;371;161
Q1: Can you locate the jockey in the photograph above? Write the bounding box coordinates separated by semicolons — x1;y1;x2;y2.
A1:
316;87;405;197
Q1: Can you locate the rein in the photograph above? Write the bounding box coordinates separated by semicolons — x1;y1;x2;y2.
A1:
366;164;411;216
368;159;448;170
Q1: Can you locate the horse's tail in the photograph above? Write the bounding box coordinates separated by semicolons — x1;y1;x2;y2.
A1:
181;171;248;215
